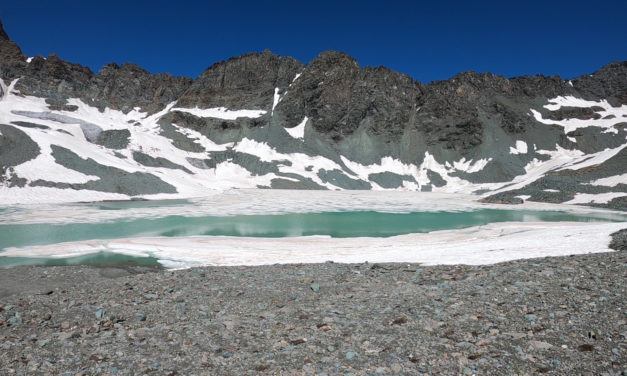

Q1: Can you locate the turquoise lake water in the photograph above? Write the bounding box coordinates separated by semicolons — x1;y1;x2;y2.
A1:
1;207;625;251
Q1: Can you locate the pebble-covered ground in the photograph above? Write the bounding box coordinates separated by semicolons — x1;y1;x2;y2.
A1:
0;250;625;375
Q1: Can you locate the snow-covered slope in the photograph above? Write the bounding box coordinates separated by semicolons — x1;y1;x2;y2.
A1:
0;20;625;207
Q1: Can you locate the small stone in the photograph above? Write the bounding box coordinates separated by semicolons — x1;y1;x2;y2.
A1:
346;351;357;360
43;314;52;321
290;338;307;345
327;345;335;352
310;283;320;293
135;312;147;322
37;339;50;348
577;344;594;352
390;364;402;372
524;314;538;322
391;316;407;325
95;309;106;319
529;340;553;351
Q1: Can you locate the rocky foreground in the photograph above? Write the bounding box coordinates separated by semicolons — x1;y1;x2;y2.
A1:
0;247;625;375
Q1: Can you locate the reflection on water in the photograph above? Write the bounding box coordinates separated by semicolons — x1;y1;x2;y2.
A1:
0;252;163;268
0;209;625;251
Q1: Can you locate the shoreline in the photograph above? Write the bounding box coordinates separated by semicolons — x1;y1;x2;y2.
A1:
1;250;625;374
3;221;625;270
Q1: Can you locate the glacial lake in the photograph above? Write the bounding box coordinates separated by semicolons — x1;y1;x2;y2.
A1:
0;191;625;268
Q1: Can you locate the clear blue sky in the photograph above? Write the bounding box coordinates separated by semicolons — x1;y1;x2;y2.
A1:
1;0;625;83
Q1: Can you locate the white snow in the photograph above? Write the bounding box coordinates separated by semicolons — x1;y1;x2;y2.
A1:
340;153;491;192
565;192;626;205
1;77;626;204
531;96;627;134
292;73;302;83
452;157;491;173
285;117;307;140
3;189;622;225
0;82;286;201
12;153;98;184
509;140;528;155
544;189;560;193
170;123;231;152
0;186;130;205
171;107;267;120
486;143;627;196
3;221;624;268
553;143;626;171
587;174;627;187
516;195;531;201
232;138;344;189
272;88;280;114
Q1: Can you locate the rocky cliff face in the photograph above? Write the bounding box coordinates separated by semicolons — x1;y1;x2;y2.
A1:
0;19;625;208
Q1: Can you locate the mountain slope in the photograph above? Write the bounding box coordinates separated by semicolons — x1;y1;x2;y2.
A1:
0;20;625;207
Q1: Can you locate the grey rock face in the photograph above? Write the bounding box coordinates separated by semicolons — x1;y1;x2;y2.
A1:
177;50;303;110
0;21;27;81
34;145;178;196
91;63;192;113
0;124;39;166
277;51;424;142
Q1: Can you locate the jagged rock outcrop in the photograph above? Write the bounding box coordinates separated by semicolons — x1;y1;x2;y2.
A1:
177;50;303;110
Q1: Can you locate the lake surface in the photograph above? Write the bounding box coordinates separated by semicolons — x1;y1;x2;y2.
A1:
1;191;625;268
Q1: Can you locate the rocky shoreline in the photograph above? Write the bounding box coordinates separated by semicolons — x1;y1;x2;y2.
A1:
0;246;625;375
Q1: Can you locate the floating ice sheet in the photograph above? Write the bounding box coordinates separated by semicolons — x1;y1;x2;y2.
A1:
2;221;624;268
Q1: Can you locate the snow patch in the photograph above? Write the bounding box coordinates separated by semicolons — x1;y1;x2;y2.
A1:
13;153;99;184
171;107;267;120
272;87;280;114
509;140;528;155
340;154;491;192
531;96;627;134
285;117;307;140
232;138;344;189
587;174;627;187
565;192;626;205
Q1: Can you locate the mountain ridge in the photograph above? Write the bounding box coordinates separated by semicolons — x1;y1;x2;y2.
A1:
0;18;625;208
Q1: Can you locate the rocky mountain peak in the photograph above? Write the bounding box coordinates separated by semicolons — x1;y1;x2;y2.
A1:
176;50;303;109
0;18;27;80
0;19;9;40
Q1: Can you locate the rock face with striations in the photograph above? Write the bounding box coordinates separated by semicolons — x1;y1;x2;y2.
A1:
0;18;625;208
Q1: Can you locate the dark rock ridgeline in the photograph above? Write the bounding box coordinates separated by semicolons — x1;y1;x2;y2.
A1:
277;51;425;141
177;50;303;110
1;16;624;141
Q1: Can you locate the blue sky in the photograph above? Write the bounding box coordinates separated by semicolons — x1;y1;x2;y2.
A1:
1;1;625;83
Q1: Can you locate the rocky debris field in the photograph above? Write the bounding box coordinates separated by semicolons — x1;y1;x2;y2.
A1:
0;249;625;376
